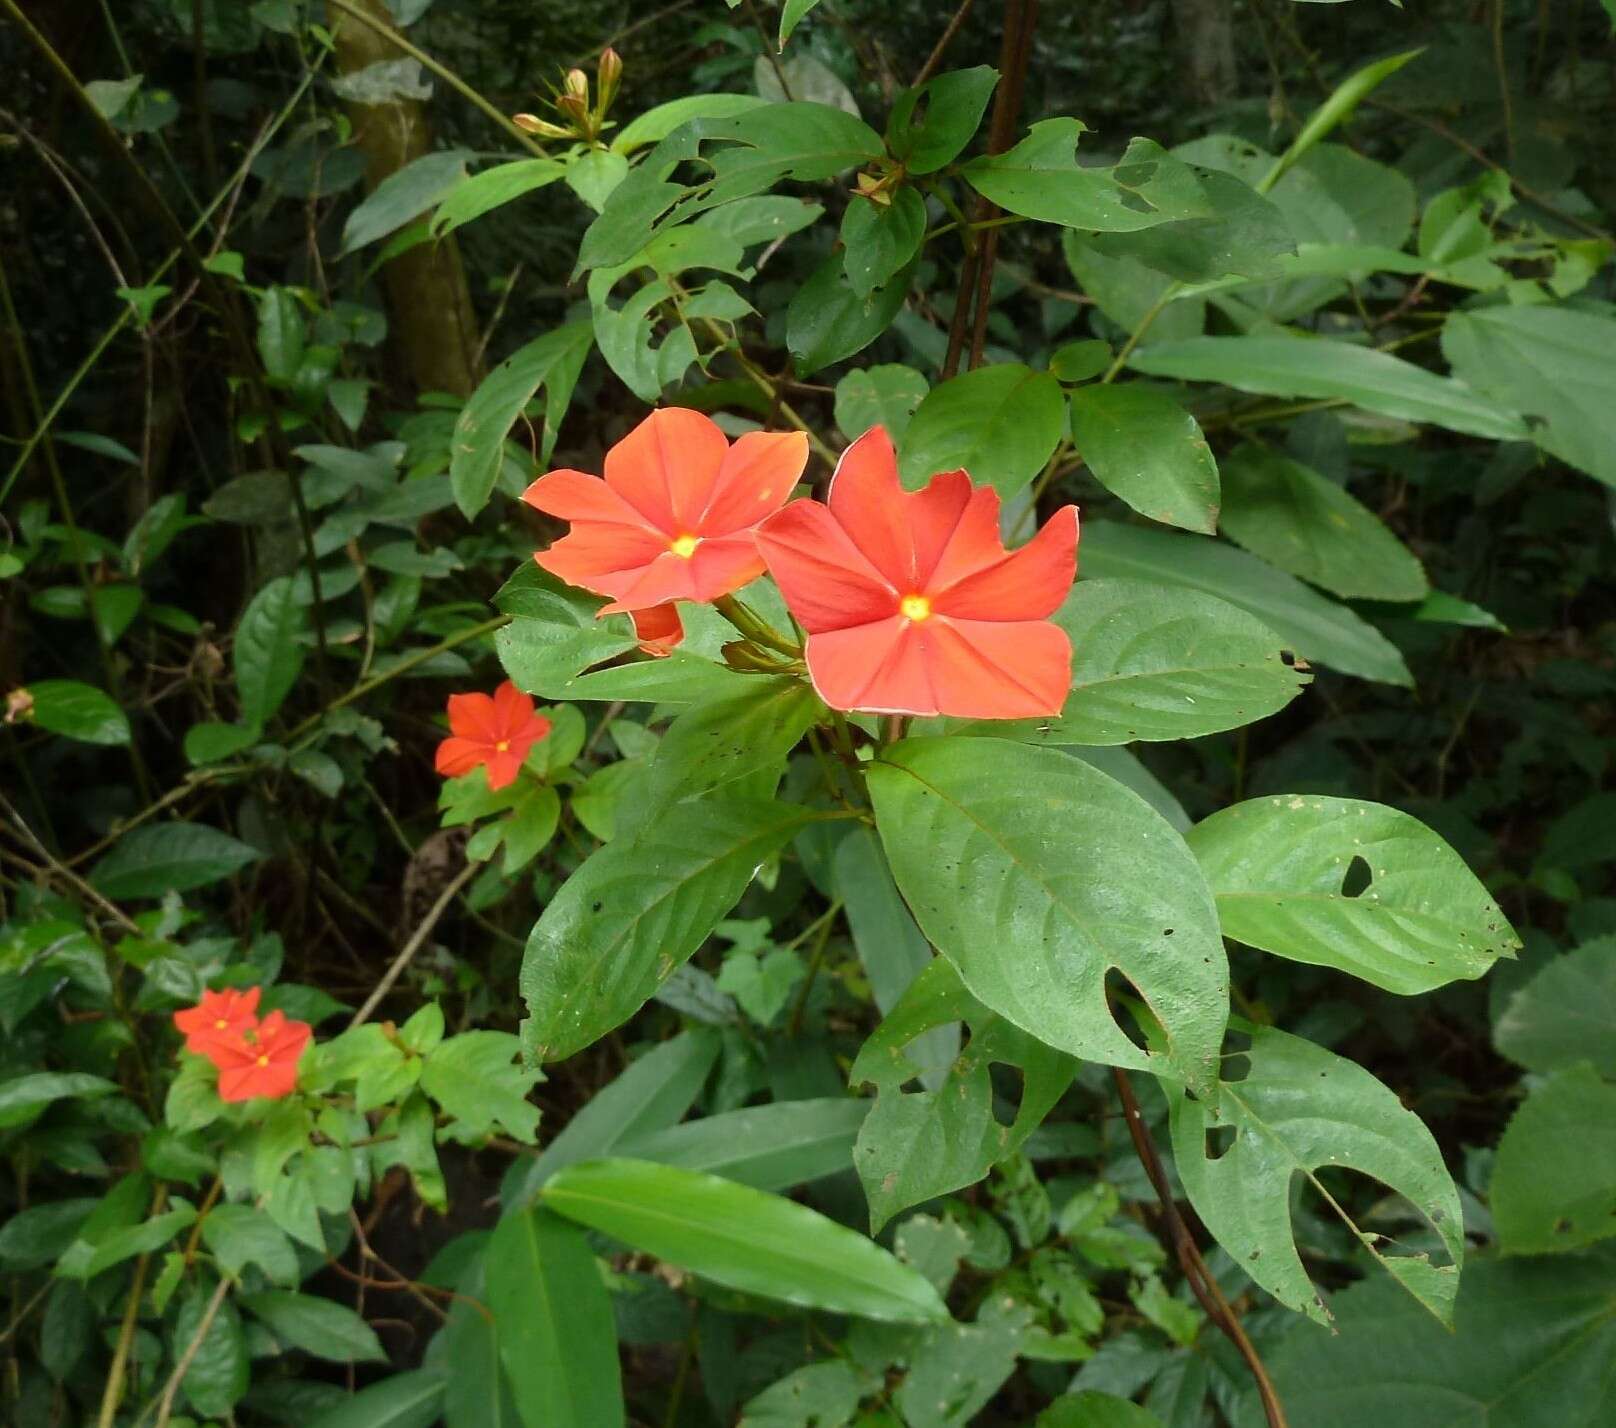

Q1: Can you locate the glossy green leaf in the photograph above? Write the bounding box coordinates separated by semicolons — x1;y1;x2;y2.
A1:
78;1204;198;1278
851;959;1076;1230
493;563;638;698
1079;520;1412;686
1442;304;1616;488
431;158;566;237
451;321;593;517
953;577;1308;746
305;1370;447;1428
0;1198;98;1269
1250;1248;1616;1428
521;797;820;1062
899;363;1066;496
242;1291;387;1362
542;1157;949;1323
90;821;262;900
342;149;471;253
1166;1024;1465;1327
777;0;824;46
420;1031;541;1142
236;575;307;728
1494;937;1616;1077
202;1205;299;1285
1219;445;1427;601
441;1259;521;1428
178;1288;250;1418
486;1208;624;1428
618;1097;867;1190
646;675;820;811
895;1298;1034;1427
887;66;998;174
257;288;304;383
741;1361;867;1427
788;252;915;375
1188;795;1519;994
611;94;767;154
1069;385;1219;533
868;736;1227;1094
1491;1065;1616;1255
1129;336;1527;442
24;679;130;745
841;186;927;297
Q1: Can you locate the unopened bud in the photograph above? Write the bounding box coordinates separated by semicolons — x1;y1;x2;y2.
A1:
596;48;623;116
563;68;590;103
554;93;590;130
513;112;573;139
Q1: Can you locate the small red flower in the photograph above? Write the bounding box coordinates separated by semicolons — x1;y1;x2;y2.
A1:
755;426;1079;719
209;1009;312;1103
173;986;261;1057
435;680;552;791
630;603;683;657
523;408;808;615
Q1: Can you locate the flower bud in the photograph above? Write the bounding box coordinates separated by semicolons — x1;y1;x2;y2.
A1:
596;48;623;117
512;112;573;139
563;68;590;103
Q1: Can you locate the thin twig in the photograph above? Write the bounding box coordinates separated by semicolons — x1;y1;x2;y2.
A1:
350;859;480;1028
913;0;979;88
150;1276;232;1428
0;795;140;934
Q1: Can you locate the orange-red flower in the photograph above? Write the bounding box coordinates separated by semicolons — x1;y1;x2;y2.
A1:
523;408;808;616
755;426;1078;719
173;986;261;1057
209;1009;311;1103
629;603;683;657
435;680;552;791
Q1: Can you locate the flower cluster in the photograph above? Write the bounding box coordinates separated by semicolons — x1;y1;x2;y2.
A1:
524;410;1080;719
434;679;552;791
173;987;311;1103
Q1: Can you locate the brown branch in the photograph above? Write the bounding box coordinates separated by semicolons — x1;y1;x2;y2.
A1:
913;0;979;88
1111;1067;1288;1428
349;859;480;1028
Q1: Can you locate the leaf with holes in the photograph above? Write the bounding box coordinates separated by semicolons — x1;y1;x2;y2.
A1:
886;66;998;175
1165;1024;1465;1326
952;578;1308;746
898;364;1066;497
1490;1064;1616;1256
1068;384;1220;533
868;736;1227;1096
1494;937;1616;1078
494;563;638;698
1219;445;1427;601
851;959;1076;1231
1187;795;1519;994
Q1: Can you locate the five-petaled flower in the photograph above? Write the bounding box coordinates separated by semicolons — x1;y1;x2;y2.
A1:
435;680;552;791
755;426;1078;719
172;985;261;1058
523;408;808;634
208;1010;312;1103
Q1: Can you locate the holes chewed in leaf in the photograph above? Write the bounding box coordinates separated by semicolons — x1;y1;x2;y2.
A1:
1341;855;1373;898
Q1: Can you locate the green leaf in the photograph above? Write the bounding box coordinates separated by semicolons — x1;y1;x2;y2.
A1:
0;1071;117;1130
834;364;928;443
430;159;566;238
183;722;258;766
542;1157;949;1323
1129;336;1527;443
1187;795;1520;994
305;1370;447;1428
898;364;1066;497
1039;1391;1164;1427
617;1098;868;1191
1491;1065;1616;1255
342;149;471;253
1079;521;1412;686
1219;445;1427;601
24;679;130;745
851;959;1076;1230
521;798;820;1062
486;1209;624;1428
894;1298;1034;1427
242;1291;387;1363
178;1289;249;1418
611;94;767;154
555;650;743;706
0;1198;98;1270
503;1029;721;1208
451;321;593;517
78;1204;198;1279
1050;340;1112;384
91;822;263;900
493;563;637;697
1068;384;1219;533
441;1261;521;1428
40;1281;94;1382
202;1205;300;1285
1166;1024;1465;1327
258;288;305;384
841;186;927;297
788;252;915;376
1495;937;1616;1077
777;0;823;46
1259;50;1425;191
646;675;820;811
886;66;998;175
1441;304;1616;488
236;575;308;728
953;578;1307;746
420;1031;541;1143
1255;1247;1616;1428
868;737;1227;1095
741;1361;866;1427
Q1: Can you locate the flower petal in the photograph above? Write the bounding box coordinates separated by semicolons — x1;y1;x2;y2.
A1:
915;479;1007;592
491;680;537;738
700;430;809;535
445;692;499;742
755;499;898;634
522;468;660;532
485;749;525;790
921;616;1072;718
604;408;729;533
598;536;765;612
435;736;489;778
534;522;669;601
932;505;1079;621
825;426;916;589
631;604;684;656
804;618;939;715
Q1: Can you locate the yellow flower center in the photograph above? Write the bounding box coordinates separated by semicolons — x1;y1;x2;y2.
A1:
495;739;510;752
256;1054;270;1067
215;1018;228;1030
899;594;932;622
669;534;700;559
